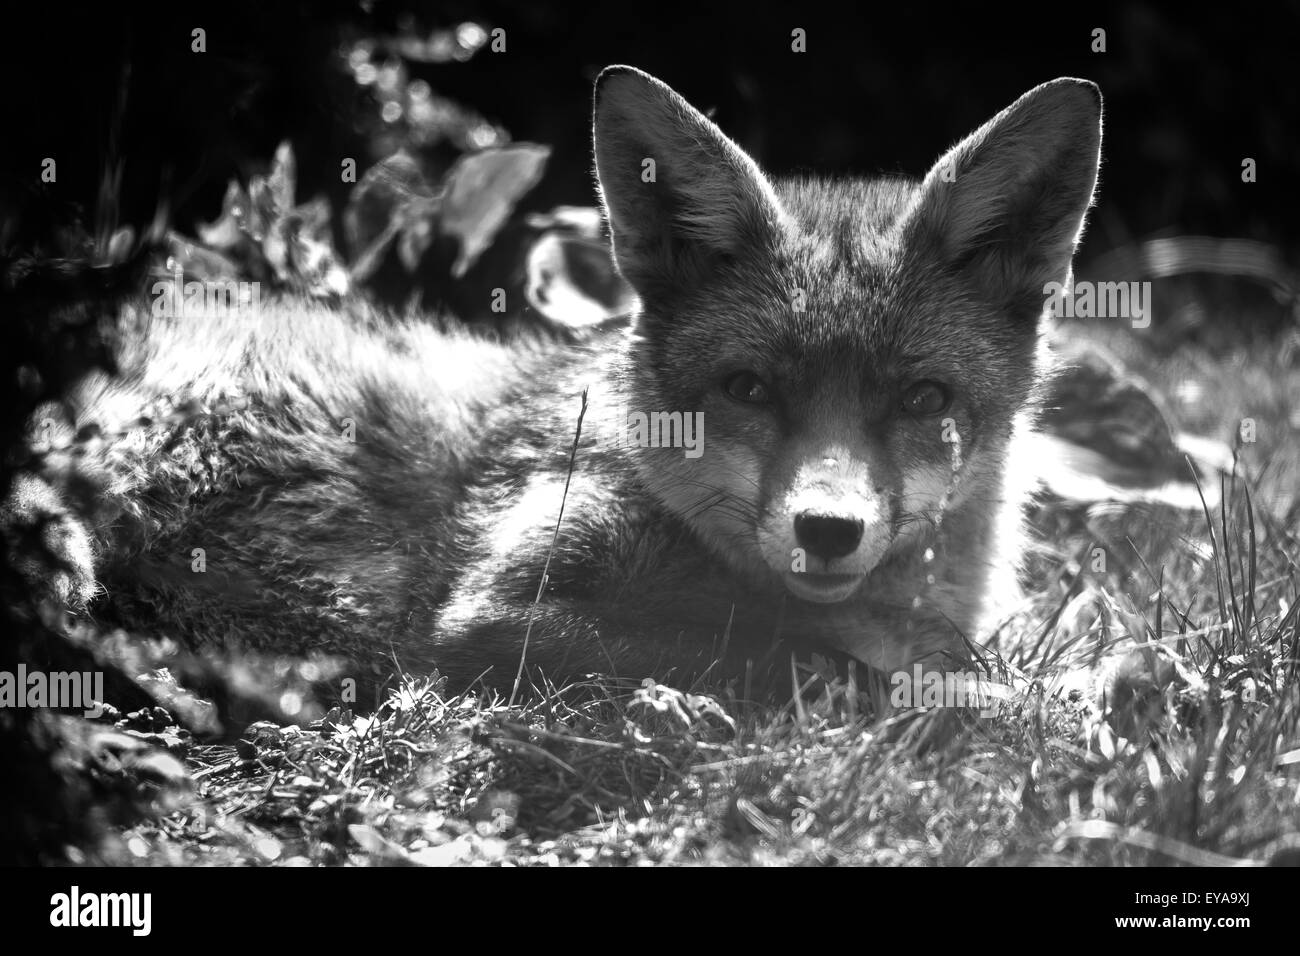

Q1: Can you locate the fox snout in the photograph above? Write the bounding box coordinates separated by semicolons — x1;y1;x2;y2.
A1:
754;451;896;604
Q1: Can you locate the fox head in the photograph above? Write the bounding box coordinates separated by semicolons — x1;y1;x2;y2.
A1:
593;66;1101;609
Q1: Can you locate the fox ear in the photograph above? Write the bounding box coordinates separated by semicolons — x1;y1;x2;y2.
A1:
593;66;784;302
903;78;1103;324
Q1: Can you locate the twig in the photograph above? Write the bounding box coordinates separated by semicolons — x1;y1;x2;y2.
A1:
511;388;589;707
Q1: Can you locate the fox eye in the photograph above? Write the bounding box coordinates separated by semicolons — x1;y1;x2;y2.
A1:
901;380;952;416
723;371;771;405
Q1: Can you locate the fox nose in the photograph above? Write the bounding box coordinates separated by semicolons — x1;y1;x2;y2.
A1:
794;512;864;561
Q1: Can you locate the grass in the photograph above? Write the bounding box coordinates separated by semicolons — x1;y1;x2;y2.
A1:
90;559;1297;866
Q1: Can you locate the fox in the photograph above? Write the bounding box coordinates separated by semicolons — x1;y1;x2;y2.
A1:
10;66;1103;705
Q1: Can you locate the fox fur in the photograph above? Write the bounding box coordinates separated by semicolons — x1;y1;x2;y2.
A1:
13;67;1103;701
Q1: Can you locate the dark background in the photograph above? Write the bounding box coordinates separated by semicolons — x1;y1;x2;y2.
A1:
1;0;1297;264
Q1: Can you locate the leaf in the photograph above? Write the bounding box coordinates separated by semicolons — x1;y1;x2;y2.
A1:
1035;339;1231;509
396;215;436;273
524;231;635;327
440;144;550;278
266;196;350;296
162;230;243;282
196;180;255;250
344;150;440;282
105;226;135;264
253;140;297;226
525;205;606;237
344;151;436;255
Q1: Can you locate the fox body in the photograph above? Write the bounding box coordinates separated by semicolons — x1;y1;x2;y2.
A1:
19;68;1102;698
